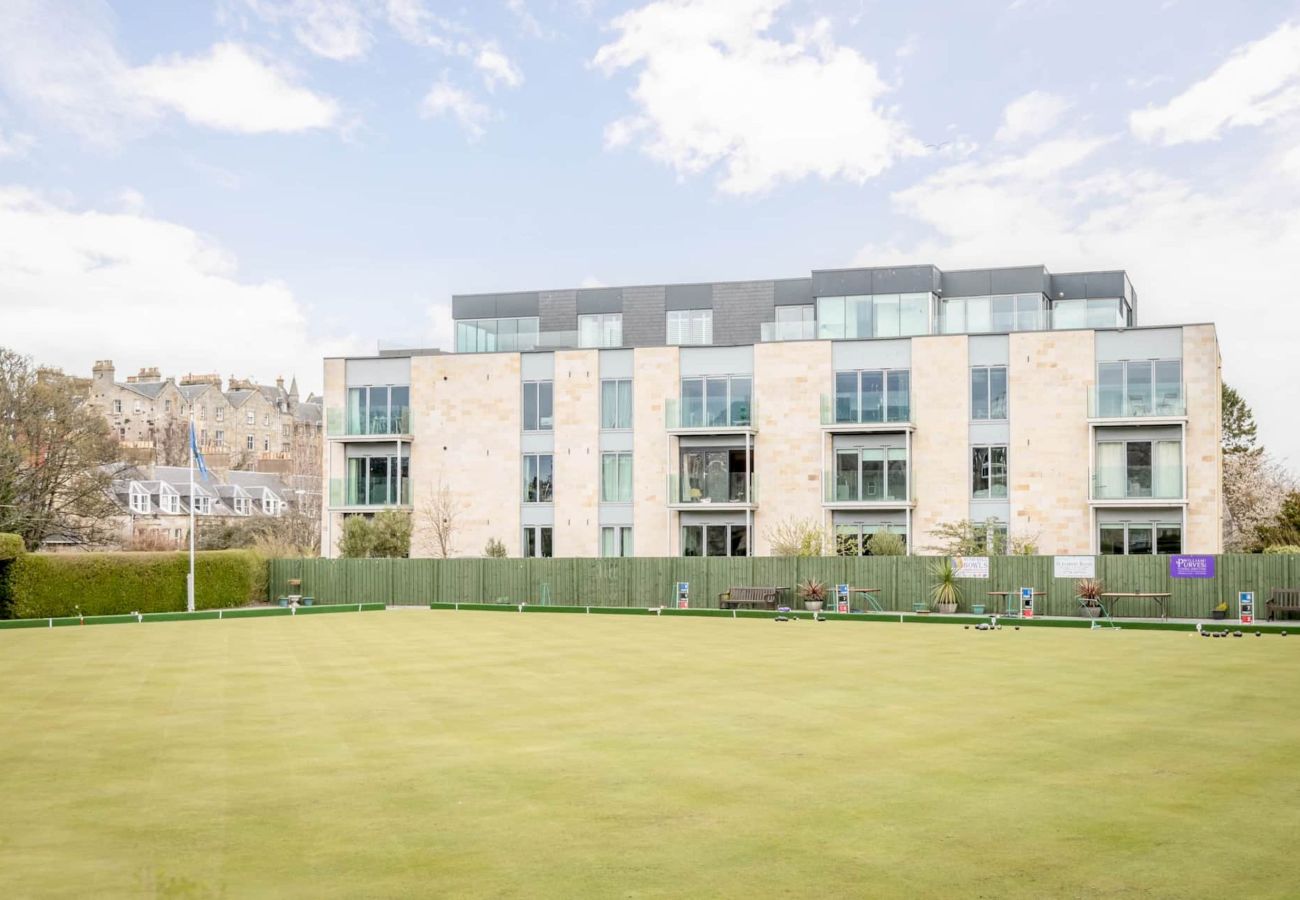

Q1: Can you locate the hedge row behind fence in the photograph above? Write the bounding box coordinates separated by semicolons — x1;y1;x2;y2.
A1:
269;554;1300;619
7;550;268;619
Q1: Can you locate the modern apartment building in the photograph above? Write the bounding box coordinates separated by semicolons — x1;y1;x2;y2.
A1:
321;264;1222;559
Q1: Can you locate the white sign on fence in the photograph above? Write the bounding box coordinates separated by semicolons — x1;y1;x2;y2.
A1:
952;556;990;579
1053;556;1096;579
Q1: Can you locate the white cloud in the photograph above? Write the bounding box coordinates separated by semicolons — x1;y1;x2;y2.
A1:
0;2;339;141
0;186;362;393
592;0;921;195
475;42;524;91
0;127;35;159
126;43;339;134
241;0;373;60
995;90;1070;142
420;79;492;139
1130;21;1300;145
856;126;1300;469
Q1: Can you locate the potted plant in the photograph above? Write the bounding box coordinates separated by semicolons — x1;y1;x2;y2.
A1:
1211;600;1228;620
930;560;961;614
1077;578;1103;617
797;578;827;612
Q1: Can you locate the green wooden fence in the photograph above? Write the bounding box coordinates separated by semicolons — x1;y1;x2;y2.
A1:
268;555;1300;619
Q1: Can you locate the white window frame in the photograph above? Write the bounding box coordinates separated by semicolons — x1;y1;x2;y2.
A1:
246;410;254;425
234;497;250;516
129;486;149;514
666;309;713;346
112;399;122;414
246;435;255;450
578;313;623;348
601;526;633;557
160;490;180;515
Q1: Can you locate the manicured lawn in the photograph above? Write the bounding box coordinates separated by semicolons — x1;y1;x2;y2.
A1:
1;611;1297;898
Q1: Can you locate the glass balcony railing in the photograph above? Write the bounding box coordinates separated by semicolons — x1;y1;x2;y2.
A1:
1091;469;1183;501
326;407;412;437
819;394;911;427
1088;384;1186;418
665;398;756;430
760;320;817;342
667;473;757;505
823;469;912;504
328;477;413;507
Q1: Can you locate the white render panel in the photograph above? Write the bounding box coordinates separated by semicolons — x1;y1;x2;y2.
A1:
345;356;410;386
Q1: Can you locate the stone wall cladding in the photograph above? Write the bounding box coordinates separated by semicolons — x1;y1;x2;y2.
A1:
409;353;522;558
632;347;678;554
553;350;600;557
753;340;829;553
713;281;775;346
322;358;346;556
910;336;970;551
622;286;667;348
1008;331;1094;554
1183;325;1223;553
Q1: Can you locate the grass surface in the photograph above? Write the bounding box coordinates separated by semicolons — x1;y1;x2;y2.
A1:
1;611;1297;898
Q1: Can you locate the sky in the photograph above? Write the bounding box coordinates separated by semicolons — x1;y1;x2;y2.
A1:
0;0;1298;468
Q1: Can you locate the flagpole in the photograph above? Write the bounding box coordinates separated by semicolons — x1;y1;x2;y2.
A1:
187;414;196;613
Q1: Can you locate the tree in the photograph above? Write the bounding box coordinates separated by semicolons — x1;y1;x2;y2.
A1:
153;418;190;467
1221;384;1260;456
865;530;906;556
764;517;826;556
371;510;412;558
338;516;376;558
924;518;1037;556
483;537;507;558
1256;492;1300;550
0;348;123;549
419;479;459;558
1222;446;1297;551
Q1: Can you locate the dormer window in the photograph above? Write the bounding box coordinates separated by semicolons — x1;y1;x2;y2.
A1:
129;487;149;514
160;492;180;514
234;497;250;515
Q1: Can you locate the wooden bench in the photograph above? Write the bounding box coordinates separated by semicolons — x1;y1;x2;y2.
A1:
1267;588;1300;621
719;587;782;610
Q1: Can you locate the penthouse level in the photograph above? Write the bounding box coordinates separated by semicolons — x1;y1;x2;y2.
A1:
323;264;1221;561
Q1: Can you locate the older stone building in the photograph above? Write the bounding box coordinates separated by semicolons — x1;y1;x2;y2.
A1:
87;361;322;473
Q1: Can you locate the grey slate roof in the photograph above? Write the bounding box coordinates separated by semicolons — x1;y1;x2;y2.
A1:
115;380;167;400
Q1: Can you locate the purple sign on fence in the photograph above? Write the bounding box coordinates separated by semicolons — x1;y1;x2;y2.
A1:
1170;555;1215;579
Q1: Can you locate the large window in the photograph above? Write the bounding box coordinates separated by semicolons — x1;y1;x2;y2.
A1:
129;487;149;514
345;455;410;505
1096;359;1183;417
682;524;748;557
680;376;752;428
579;313;623;348
522;381;554;432
941;294;1045;334
346;385;410;435
600;379;632;429
971;366;1008;420
524;526;553;558
1052;298;1127;330
833;369;910;424
763;305;816;341
456;317;540;353
833;448;908;502
523;454;554;503
679;448;753;503
1094;440;1182;499
972;445;1009;499
1099;522;1181;555
816;294;930;339
601;452;633;502
667;309;713;345
601;526;633;557
161;490;180;514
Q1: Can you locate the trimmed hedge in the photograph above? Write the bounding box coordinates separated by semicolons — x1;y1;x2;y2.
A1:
7;550;268;619
0;533;23;561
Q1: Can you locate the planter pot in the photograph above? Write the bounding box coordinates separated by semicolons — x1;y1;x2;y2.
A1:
936;602;958;615
971;604;986;615
1211;610;1227;620
803;600;824;611
1081;604;1102;618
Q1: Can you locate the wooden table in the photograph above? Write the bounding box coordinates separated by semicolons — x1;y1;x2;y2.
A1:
1101;592;1172;621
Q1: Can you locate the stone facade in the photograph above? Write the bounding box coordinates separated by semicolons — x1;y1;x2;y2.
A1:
1008;331;1094;554
552;350;600;556
910;336;970;552
1182;324;1223;553
631;347;678;556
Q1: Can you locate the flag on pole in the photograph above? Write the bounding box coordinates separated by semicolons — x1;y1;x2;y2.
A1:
190;422;210;480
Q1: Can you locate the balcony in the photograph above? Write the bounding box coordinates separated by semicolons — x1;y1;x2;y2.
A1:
664;398;757;433
819;394;913;432
328;477;413;509
823;468;913;507
326;406;412;439
667;473;757;509
760;320;817;342
1088;383;1186;421
1091;470;1184;503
